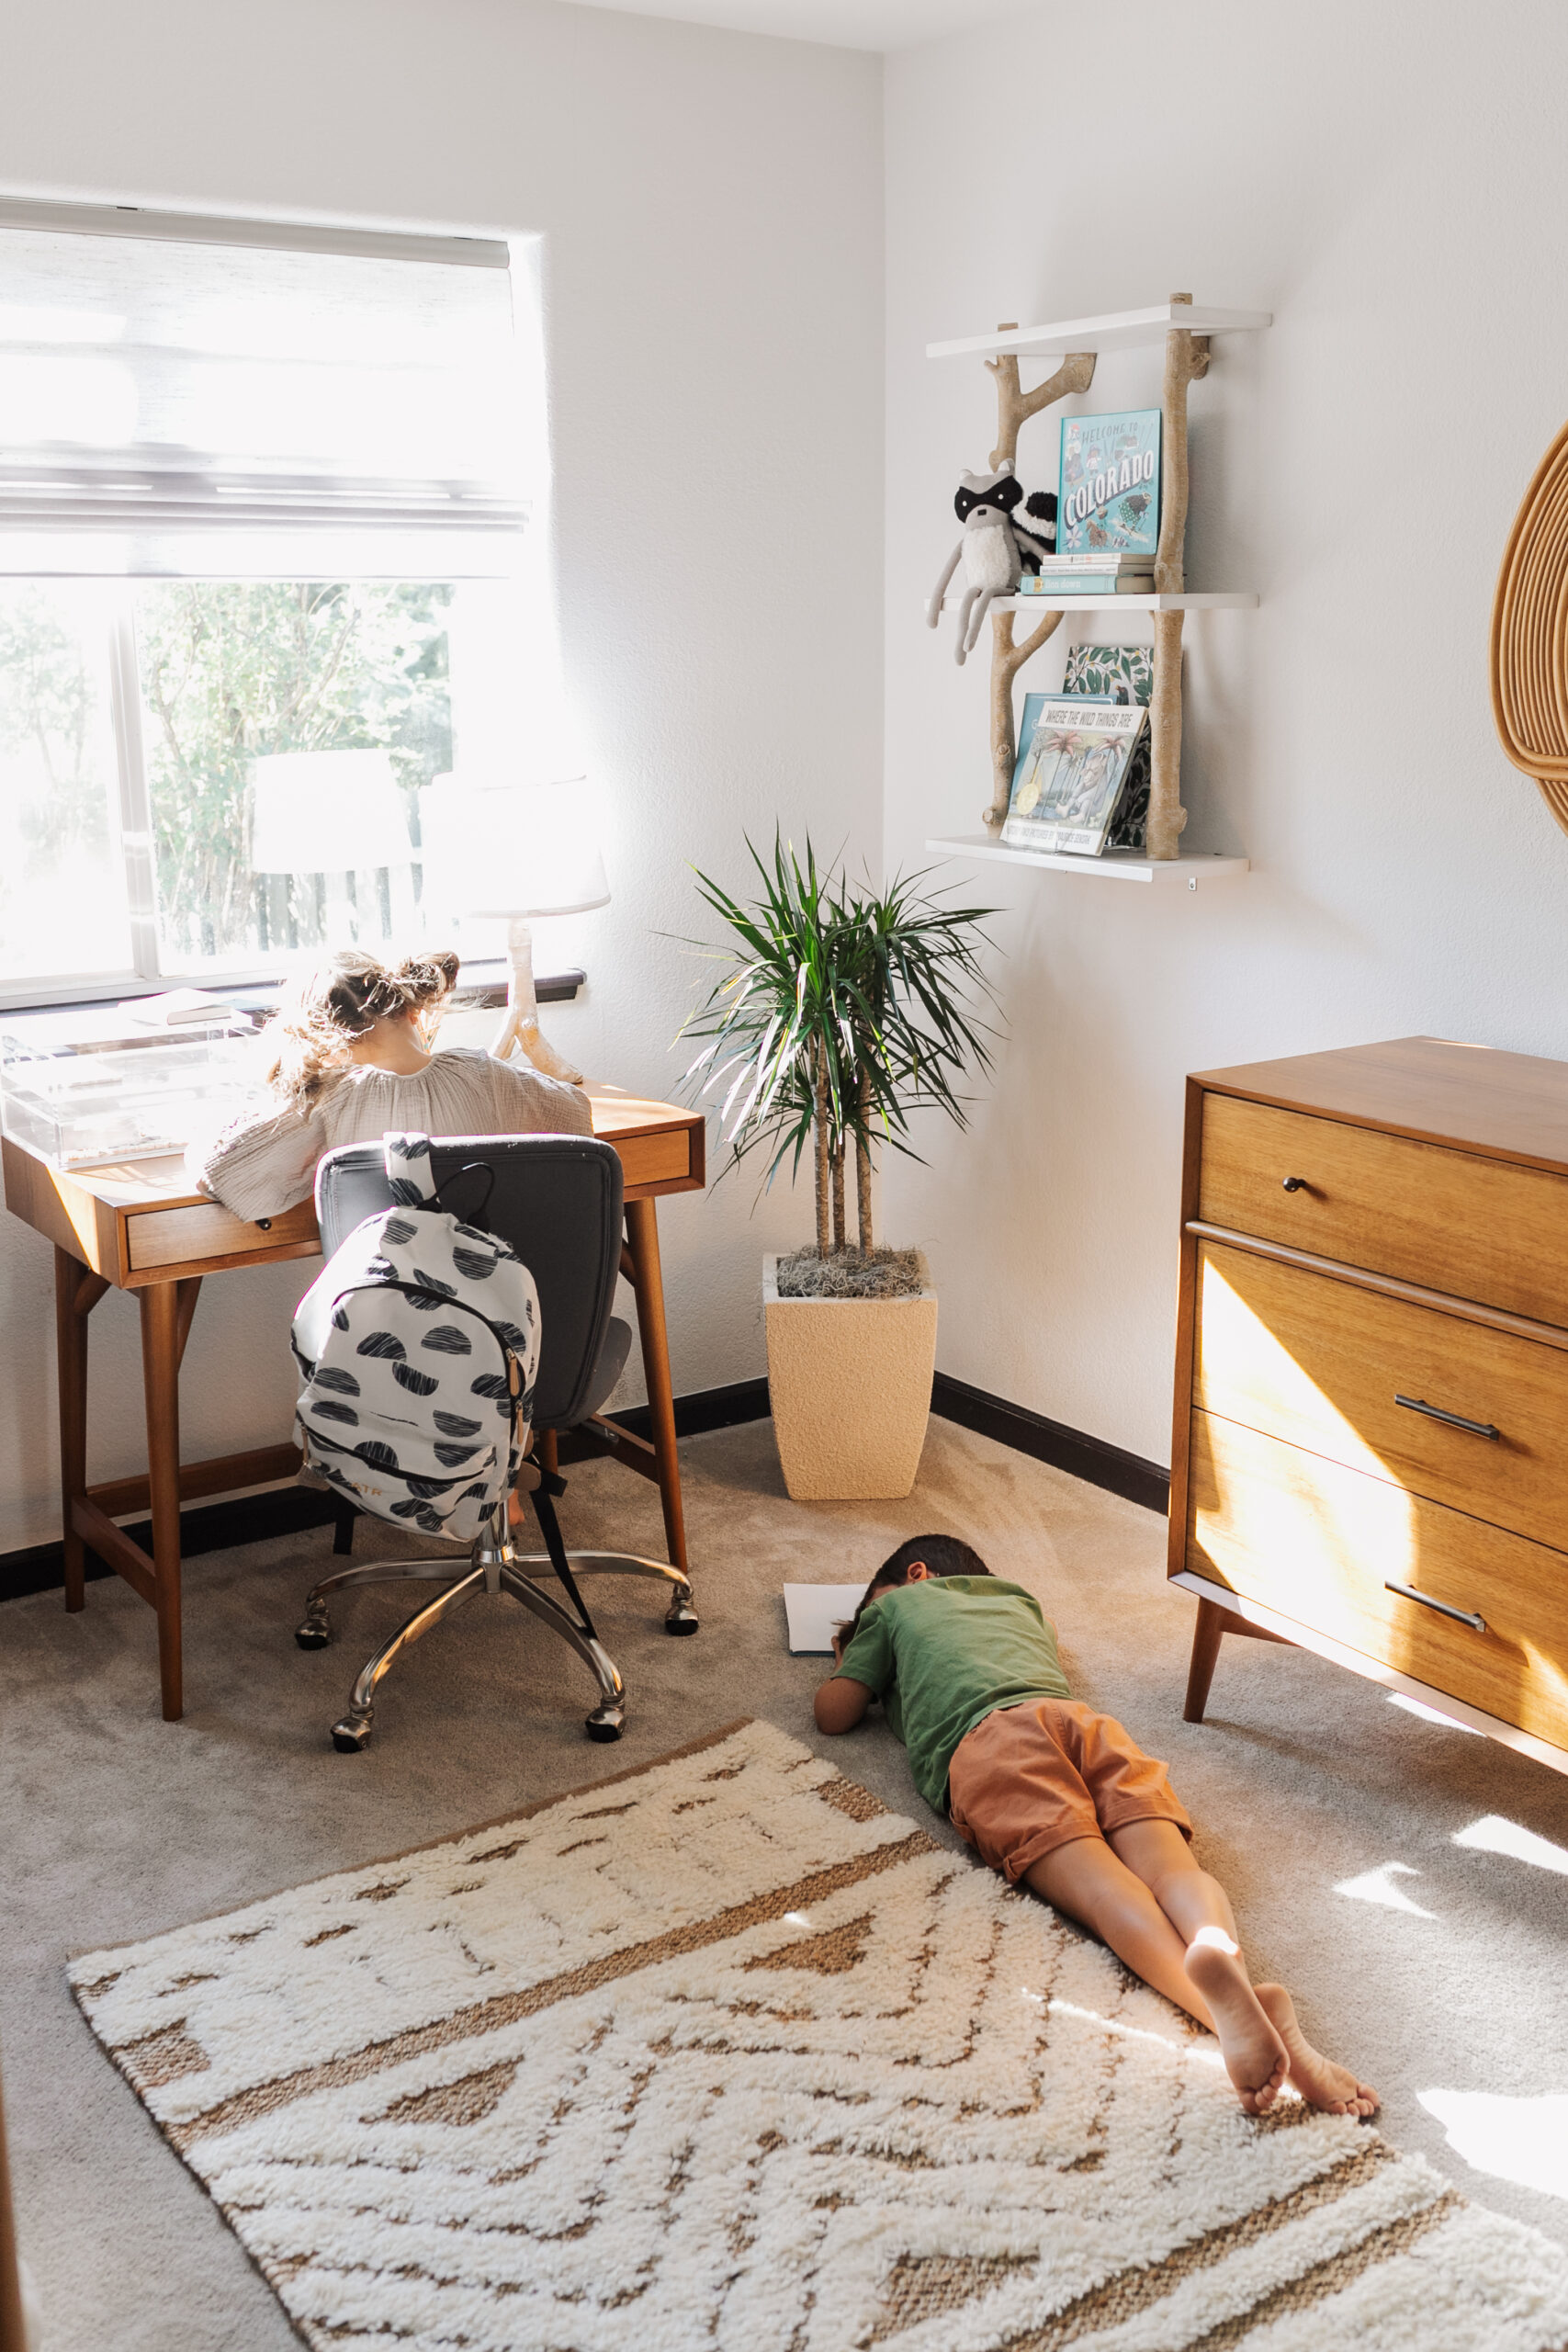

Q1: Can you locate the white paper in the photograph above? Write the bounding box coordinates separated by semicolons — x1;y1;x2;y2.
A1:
783;1583;866;1656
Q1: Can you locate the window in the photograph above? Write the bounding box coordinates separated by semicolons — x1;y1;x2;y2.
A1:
0;202;552;1006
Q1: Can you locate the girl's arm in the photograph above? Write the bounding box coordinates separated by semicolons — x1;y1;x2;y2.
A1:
186;1101;326;1222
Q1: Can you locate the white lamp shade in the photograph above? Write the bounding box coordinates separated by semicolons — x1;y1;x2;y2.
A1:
418;774;610;919
250;750;412;874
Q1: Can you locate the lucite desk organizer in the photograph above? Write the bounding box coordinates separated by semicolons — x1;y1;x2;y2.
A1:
1;1019;259;1171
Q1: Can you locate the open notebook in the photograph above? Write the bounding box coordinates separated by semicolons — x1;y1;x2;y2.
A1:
783;1584;866;1656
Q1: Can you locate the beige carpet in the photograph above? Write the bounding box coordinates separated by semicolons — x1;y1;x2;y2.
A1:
68;1717;1568;2351
4;1418;1568;2350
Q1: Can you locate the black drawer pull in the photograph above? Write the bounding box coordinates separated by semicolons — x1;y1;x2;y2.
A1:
1280;1175;1307;1192
255;1216;273;1231
1385;1578;1486;1634
1394;1394;1499;1442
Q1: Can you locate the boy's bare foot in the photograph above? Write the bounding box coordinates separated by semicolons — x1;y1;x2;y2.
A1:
1256;1983;1379;2117
1184;1936;1288;2113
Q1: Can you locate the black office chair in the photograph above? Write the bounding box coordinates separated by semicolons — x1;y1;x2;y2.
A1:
293;1133;698;1752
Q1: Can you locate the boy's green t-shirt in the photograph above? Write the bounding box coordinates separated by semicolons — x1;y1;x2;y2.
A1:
834;1575;1071;1814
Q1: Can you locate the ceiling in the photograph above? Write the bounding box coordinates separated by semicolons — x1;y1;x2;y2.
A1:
551;0;1033;52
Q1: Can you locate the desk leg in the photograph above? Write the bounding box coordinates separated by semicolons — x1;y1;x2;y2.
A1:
140;1284;184;1722
54;1249;107;1614
623;1197;688;1576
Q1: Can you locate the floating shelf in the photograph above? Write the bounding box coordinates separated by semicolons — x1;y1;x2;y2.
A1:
938;591;1257;616
927;835;1249;886
927;302;1272;362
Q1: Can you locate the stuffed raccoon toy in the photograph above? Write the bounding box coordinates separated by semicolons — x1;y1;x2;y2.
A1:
926;462;1057;663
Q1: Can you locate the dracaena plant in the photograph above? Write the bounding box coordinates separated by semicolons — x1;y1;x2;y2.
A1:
677;834;998;1257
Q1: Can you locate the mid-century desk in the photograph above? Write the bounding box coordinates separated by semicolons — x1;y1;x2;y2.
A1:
2;1084;705;1721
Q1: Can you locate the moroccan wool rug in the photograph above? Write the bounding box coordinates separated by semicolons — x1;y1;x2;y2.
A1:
71;1719;1568;2352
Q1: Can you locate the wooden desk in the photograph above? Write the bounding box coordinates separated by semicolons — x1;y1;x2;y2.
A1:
2;1085;705;1722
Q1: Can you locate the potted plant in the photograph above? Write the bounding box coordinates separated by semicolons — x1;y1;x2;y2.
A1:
680;836;997;1499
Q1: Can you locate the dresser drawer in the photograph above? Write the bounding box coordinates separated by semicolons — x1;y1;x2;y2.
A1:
1187;1409;1568;1752
1198;1093;1568;1324
1193;1240;1568;1552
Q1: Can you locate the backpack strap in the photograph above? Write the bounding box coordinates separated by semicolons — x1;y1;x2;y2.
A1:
383;1130;437;1205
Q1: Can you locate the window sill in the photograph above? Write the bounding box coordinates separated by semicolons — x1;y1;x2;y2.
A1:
0;962;585;1032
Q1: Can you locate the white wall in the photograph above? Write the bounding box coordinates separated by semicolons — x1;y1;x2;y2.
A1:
0;0;883;1552
884;0;1568;1467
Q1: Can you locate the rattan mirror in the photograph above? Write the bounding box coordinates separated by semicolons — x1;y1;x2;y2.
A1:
1491;416;1568;837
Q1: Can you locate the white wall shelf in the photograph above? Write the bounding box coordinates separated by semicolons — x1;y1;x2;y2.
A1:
927;835;1249;886
927;303;1272;362
937;591;1257;616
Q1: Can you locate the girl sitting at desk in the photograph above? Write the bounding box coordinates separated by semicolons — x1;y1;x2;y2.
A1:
186;948;592;1222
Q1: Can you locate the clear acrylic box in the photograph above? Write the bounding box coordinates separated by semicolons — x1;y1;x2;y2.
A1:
1;1020;261;1171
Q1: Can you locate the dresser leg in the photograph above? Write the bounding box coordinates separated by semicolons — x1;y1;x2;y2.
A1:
140;1284;184;1723
1183;1597;1229;1723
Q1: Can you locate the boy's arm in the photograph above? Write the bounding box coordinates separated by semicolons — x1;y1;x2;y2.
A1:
815;1675;874;1735
814;1603;893;1735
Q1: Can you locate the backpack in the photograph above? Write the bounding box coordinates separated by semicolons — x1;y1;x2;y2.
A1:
290;1132;542;1544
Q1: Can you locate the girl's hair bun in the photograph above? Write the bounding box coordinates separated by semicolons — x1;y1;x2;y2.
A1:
261;948;460;1110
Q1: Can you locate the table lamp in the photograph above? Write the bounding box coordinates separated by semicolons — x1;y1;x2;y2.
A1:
250;750;413;876
417;771;608;1085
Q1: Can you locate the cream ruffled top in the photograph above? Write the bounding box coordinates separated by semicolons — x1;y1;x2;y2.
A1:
186;1046;593;1223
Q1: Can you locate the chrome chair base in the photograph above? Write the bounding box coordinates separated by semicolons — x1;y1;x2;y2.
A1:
295;1491;671;1751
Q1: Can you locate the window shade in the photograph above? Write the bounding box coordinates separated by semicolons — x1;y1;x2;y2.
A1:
0;203;531;577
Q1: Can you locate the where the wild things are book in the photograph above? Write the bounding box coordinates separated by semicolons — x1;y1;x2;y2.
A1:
1058;409;1161;559
1002;696;1150;857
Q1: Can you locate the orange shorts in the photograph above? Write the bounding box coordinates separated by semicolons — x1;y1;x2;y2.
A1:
947;1698;1192;1881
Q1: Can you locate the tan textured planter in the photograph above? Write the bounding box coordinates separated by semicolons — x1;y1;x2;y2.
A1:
763;1252;938;1500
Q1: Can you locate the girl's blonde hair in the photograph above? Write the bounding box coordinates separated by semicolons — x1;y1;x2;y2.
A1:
262;948;460;1112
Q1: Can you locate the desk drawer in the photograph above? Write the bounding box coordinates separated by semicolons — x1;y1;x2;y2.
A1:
1193;1240;1568;1552
126;1196;319;1273
615;1126;695;1194
1198;1093;1568;1323
1187;1409;1568;1751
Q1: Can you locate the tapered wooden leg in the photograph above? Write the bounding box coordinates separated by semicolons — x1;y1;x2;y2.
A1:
623;1198;688;1575
53;1248;106;1613
140;1283;184;1722
1183;1597;1228;1723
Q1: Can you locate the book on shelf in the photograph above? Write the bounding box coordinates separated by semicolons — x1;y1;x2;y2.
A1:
1018;575;1154;595
1032;552;1156;572
1001;695;1149;858
1059;644;1156;850
1057;408;1161;560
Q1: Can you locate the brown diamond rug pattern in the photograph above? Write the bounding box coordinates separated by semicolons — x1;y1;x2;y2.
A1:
69;1718;1568;2350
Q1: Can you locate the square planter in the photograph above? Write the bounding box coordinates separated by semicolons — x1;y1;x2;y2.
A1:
763;1251;938;1500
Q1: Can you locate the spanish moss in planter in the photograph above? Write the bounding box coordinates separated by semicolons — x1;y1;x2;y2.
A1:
678;834;998;1497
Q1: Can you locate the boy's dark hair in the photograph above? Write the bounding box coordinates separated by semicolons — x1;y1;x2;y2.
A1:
835;1532;991;1657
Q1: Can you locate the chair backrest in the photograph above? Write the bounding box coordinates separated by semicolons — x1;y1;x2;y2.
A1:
315;1134;624;1432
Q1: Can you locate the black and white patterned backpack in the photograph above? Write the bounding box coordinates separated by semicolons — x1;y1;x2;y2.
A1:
290;1132;542;1543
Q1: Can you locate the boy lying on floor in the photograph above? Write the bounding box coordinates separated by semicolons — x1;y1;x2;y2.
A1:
814;1534;1376;2119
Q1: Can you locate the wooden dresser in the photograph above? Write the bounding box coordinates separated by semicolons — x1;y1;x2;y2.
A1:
1169;1036;1568;1776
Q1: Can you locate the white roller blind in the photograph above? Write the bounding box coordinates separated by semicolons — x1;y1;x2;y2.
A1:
0;203;531;576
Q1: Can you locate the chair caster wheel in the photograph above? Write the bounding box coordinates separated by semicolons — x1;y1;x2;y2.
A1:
585;1707;625;1743
664;1605;699;1635
332;1717;371;1752
296;1619;331;1650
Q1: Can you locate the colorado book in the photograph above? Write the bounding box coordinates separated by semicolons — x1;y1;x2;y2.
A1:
1057;409;1161;559
1002;695;1149;857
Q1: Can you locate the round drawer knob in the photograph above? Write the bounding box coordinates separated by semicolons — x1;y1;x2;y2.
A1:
1281;1176;1306;1193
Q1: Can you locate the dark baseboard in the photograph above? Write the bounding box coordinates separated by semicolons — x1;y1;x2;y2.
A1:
0;1370;1164;1603
931;1373;1170;1516
0;1487;345;1605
